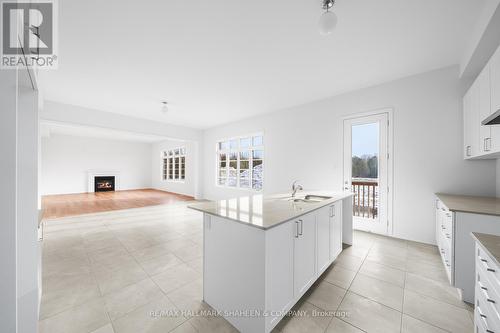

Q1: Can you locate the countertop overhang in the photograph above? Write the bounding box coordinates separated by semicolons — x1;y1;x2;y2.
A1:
435;193;500;217
188;191;353;230
471;232;500;268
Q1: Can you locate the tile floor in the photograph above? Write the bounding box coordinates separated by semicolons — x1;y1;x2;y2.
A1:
39;203;474;333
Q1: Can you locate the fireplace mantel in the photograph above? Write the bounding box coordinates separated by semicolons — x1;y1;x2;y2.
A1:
87;170;120;193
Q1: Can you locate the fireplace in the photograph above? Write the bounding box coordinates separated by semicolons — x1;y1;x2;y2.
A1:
94;176;115;192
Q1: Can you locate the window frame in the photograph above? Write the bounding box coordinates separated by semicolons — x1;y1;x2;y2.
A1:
162;147;186;183
215;133;264;191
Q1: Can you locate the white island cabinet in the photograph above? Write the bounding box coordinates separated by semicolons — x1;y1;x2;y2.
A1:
189;192;353;333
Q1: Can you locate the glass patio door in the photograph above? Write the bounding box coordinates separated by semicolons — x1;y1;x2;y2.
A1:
343;113;390;235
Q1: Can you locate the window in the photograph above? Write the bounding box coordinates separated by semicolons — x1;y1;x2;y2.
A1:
216;134;263;190
163;148;186;181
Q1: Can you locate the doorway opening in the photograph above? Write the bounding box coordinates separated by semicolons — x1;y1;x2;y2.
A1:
343;111;392;235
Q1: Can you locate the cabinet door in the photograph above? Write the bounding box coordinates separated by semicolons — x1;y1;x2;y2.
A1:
316;206;330;275
490;46;500;153
491;45;500;115
463;90;472;159
332;204;342;259
479;68;492;154
293;214;316;297
266;220;294;328
470;80;481;157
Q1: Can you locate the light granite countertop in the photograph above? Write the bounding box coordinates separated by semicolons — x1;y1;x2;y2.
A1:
471;232;500;268
436;193;500;217
188;191;353;230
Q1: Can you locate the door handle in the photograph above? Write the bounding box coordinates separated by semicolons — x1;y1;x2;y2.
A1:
299;219;303;236
295;221;299;238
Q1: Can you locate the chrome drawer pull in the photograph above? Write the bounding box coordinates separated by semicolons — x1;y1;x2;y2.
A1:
487;298;496;304
481;258;488;263
487;268;496;273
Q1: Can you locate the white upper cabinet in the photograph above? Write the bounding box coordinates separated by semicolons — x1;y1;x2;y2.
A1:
478;67;492;154
463;89;472;158
491;46;500;115
463;44;500;159
463;80;480;158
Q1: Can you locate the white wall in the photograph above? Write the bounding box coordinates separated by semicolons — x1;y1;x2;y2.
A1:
202;66;496;244
41;135;152;195
151;140;197;197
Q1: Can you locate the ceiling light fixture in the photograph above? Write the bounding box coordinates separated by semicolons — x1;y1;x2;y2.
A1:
161;101;168;113
318;0;338;35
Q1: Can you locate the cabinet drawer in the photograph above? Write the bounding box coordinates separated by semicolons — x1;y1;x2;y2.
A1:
476;263;500;330
475;305;497;333
439;233;452;283
443;210;453;234
477;245;500;295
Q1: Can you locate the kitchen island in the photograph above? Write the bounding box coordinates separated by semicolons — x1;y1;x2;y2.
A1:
188;191;353;333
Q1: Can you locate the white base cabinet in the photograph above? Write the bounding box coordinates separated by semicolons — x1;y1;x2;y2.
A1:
203;200;348;333
436;197;500;303
474;242;500;333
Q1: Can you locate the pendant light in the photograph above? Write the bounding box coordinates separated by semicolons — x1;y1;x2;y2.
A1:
318;0;338;35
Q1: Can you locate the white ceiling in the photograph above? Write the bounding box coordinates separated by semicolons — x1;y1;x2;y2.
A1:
39;0;486;129
41;122;173;143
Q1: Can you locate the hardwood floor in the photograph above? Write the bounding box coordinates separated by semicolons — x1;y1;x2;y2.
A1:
41;189;194;219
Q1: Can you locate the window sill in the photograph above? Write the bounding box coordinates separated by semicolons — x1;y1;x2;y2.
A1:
162;180;186;184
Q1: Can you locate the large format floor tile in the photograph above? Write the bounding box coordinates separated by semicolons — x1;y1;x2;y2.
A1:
325;318;363;333
338;291;402;333
403;290;473;333
349;273;404;311
304;279;346;311
275;301;333;333
112;296;186;333
152;263;201;294
39;299;109;333
321;264;357;289
401;314;448;333
41;205;475;333
359;260;405;287
103;278;164;320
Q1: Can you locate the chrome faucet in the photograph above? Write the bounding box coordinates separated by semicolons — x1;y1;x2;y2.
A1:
291;181;303;197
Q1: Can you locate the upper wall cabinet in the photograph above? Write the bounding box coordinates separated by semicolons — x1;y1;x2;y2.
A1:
478;67;492;155
491;46;500;115
463;81;479;158
463;44;500;159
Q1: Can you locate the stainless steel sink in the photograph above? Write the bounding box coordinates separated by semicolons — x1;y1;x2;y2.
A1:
304;195;332;201
289;195;332;203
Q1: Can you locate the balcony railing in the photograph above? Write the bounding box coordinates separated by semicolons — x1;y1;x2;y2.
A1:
352;179;378;219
